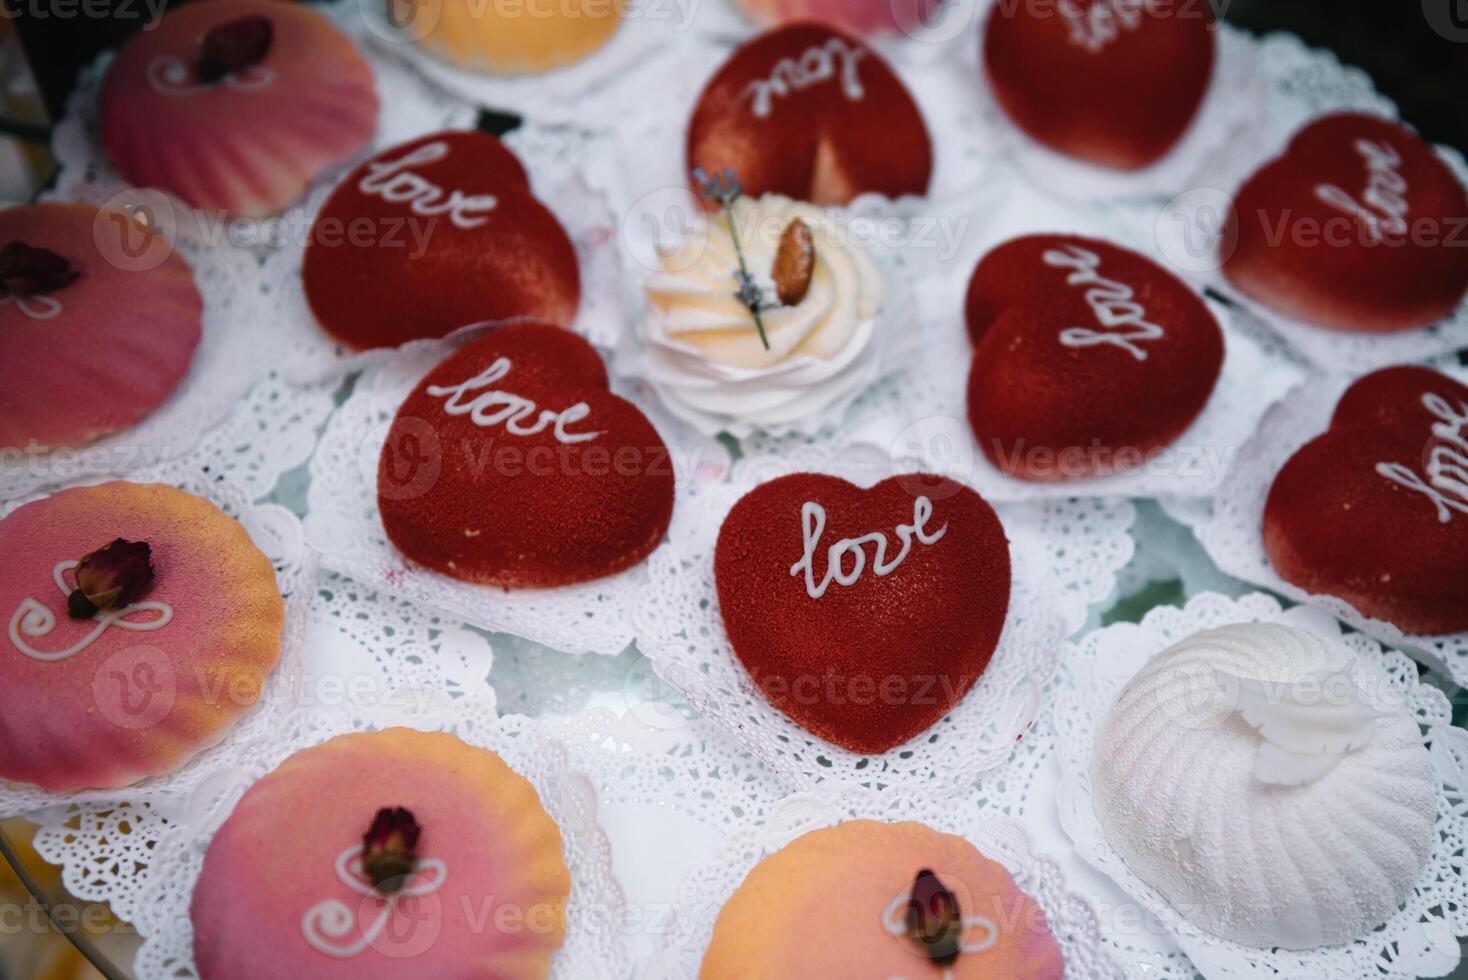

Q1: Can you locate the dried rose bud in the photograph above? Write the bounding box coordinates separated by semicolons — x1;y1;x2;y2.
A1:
905;868;963;966
197;16;273;84
363;807;421;894
67;539;154;620
0;241;79;299
772;218;815;307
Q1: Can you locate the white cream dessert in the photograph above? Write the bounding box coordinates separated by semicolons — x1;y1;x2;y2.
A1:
1090;623;1435;950
642;194;884;432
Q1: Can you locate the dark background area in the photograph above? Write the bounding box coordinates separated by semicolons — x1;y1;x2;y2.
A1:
11;0;1468;153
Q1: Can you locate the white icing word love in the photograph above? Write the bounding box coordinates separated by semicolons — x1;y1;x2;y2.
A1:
7;561;173;662
146;56;275;97
1314;139;1409;243
881;889;1000;978
301;846;448;959
357;142;499;231
789;497;947;600
1043;244;1166;362
744;38;867;119
0;293;63;320
1059;0;1165;51
1376;391;1468;523
426;357;603;444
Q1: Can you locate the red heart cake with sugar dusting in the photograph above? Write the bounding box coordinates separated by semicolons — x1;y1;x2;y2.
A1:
1223;113;1468;332
304;131;580;351
983;0;1215;170
377;323;674;589
965;234;1224;482
715;473;1010;754
687;23;932;206
1263;365;1468;635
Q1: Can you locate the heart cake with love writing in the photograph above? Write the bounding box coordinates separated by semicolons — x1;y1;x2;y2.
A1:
714;473;1011;753
1263;365;1468;635
965;234;1224;482
376;323;675;589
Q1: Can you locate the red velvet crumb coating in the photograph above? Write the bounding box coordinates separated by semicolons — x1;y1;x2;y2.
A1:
1222;113;1468;333
377;323;674;589
965;234;1223;482
303;131;580;351
715;473;1011;754
983;0;1215;170
1263;366;1468;635
687;23;931;206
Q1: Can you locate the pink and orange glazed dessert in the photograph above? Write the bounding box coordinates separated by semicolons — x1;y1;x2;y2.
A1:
191;729;571;980
99;0;378;217
401;0;625;75
303;131;580;350
0;482;283;792
1223;113;1468;332
0;202;203;452
377;324;675;589
688;23;932;206
731;0;942;37
701;820;1065;978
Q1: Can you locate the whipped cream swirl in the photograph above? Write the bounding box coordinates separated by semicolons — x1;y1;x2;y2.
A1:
641;194;884;433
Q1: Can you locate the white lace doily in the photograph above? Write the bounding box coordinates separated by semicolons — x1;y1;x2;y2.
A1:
1128;33;1468;373
634;445;1134;797
305;333;732;656
1;187;277;502
657;790;1125;980
980;23;1267;203
1052;592;1468;980
48;4;477;248
262;133;626;385
0;466;316;820
123;713;629;980
1185;364;1468;689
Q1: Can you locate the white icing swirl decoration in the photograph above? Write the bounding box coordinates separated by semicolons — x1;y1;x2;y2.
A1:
357;141;499;230
1375;390;1468;523
789;497;947;599
301;846;448;959
1043;244;1165;362
1314;139;1409;243
743;37;867;118
642;194;884;432
426;357;602;444
7;561;173;663
1058;0;1166;52
0;293;63;320
880;890;1000;980
146;55;275;97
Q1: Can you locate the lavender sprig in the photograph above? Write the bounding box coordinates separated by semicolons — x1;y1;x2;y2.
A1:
692;167;771;351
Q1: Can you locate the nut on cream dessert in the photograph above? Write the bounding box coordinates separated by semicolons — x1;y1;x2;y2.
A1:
642;190;884;433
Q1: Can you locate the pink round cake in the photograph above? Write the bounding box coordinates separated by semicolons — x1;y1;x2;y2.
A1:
192;729;571;980
731;0;942;36
0;482;284;791
0;203;203;452
99;0;378;217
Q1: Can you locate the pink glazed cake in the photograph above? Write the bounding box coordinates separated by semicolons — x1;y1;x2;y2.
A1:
99;0;378;217
0;482;283;791
731;0;942;35
0;202;203;452
192;729;571;980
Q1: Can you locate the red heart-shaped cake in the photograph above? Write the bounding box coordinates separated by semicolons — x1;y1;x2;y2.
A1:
687;23;931;206
1223;114;1468;332
1263;365;1468;635
377;323;675;588
304;131;581;351
966;234;1224;482
983;0;1215;170
715;474;1011;753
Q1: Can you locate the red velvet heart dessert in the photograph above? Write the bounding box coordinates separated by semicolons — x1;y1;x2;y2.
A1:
983;0;1215;170
715;473;1011;753
1222;113;1468;333
1263;365;1468;635
965;234;1224;482
377;323;675;588
304;131;581;351
687;23;932;206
